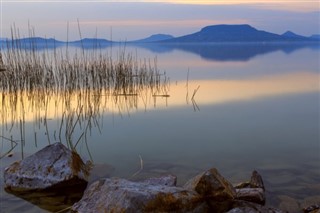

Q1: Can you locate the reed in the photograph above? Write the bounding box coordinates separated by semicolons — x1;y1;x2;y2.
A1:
0;27;169;155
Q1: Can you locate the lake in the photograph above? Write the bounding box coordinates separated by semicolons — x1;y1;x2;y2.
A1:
0;42;319;212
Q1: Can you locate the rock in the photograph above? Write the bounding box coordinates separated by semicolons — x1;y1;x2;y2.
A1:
4;142;90;192
302;196;320;211
71;178;208;213
184;168;236;212
227;206;287;213
278;195;300;213
250;170;265;190
303;204;320;213
142;174;177;186
227;201;288;213
88;162;115;182
236;188;265;205
234;170;266;205
184;168;236;200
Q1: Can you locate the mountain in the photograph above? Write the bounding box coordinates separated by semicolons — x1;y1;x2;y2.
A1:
282;31;307;39
163;24;313;43
131;34;174;43
70;38;112;48
3;37;64;49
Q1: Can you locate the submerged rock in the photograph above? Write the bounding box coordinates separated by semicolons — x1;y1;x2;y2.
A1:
235;170;266;205
142;174;177;186
227;201;287;213
88;162;115;182
278;195;300;213
4;142;89;192
71;178;207;213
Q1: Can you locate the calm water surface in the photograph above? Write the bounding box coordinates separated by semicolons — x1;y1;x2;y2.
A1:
0;43;319;212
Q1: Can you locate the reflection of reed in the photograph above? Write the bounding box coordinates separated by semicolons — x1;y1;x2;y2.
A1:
0;30;169;157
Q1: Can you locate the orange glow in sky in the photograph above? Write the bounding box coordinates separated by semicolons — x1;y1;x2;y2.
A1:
2;0;318;12
157;0;318;12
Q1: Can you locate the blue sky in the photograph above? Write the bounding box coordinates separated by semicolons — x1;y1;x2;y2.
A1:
0;0;319;41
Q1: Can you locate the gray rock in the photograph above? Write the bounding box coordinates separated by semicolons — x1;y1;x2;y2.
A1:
303;204;320;213
227;201;288;213
184;168;237;212
4;142;89;191
236;188;265;205
250;170;265;190
302;196;320;212
278;195;300;213
142;174;177;186
71;178;208;213
227;206;287;213
88;162;115;182
234;170;266;205
184;168;236;200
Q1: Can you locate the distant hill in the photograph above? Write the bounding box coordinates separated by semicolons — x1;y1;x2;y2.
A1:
282;31;307;39
163;24;314;43
70;38;112;48
3;37;64;49
131;34;174;43
15;37;63;43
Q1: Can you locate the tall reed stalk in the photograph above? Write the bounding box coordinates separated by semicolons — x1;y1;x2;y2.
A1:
0;27;169;156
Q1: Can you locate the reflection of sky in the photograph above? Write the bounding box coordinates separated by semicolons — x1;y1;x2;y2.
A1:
0;45;319;124
1;1;319;40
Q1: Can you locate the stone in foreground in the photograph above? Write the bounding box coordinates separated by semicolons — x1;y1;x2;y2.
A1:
184;168;236;200
4;142;89;192
227;200;287;213
235;170;266;205
236;188;265;205
71;178;207;213
184;168;237;212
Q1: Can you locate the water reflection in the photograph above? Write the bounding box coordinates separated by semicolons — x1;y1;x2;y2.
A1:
4;182;87;212
121;42;320;62
0;43;169;160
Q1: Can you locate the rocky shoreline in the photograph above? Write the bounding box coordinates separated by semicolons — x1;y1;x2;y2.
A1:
3;143;320;213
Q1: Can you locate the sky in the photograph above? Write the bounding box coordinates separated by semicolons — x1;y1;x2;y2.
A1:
0;0;319;41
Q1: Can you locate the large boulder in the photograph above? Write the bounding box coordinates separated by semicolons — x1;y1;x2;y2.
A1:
184;168;236;200
71;177;208;213
4;142;89;192
184;168;236;212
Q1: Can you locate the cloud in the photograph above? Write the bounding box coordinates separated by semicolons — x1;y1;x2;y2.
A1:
69;19;249;28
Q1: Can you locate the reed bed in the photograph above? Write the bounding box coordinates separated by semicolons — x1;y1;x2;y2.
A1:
0;32;169;155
